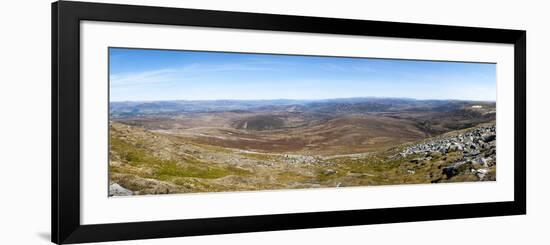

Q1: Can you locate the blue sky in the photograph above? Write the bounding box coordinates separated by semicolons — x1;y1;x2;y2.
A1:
109;47;496;102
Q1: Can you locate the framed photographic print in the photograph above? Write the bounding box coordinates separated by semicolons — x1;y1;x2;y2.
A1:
52;1;526;244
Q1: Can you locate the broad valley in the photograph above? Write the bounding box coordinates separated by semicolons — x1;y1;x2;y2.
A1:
108;98;496;196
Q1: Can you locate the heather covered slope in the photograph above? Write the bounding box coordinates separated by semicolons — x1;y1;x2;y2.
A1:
111;98;495;155
108;98;496;196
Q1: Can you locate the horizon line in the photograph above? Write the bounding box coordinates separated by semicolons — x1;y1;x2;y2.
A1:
109;96;497;103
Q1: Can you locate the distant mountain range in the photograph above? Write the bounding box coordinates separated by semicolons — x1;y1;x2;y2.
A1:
109;97;495;118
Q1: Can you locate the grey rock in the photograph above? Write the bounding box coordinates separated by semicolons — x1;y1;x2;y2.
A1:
398;125;496;178
109;183;133;196
324;169;337;175
475;168;489;180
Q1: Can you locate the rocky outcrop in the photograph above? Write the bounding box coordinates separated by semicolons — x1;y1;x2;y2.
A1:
399;125;496;181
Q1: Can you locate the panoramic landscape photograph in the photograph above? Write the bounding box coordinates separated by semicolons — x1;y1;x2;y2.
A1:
108;47;497;196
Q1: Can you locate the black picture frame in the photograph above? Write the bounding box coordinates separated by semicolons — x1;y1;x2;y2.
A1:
52;1;526;244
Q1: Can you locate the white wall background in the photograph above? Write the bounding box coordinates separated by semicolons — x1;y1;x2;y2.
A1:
0;0;547;244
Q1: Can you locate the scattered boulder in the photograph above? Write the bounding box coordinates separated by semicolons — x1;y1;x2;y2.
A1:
323;169;337;175
474;168;489;180
442;161;472;178
483;134;496;143
109;183;133;196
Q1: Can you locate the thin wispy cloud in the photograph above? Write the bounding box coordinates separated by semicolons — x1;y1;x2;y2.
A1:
111;60;279;88
111;68;177;87
109;48;496;102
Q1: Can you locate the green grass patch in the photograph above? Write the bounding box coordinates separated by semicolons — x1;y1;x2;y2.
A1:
157;162;233;180
277;171;309;183
110;133;252;182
